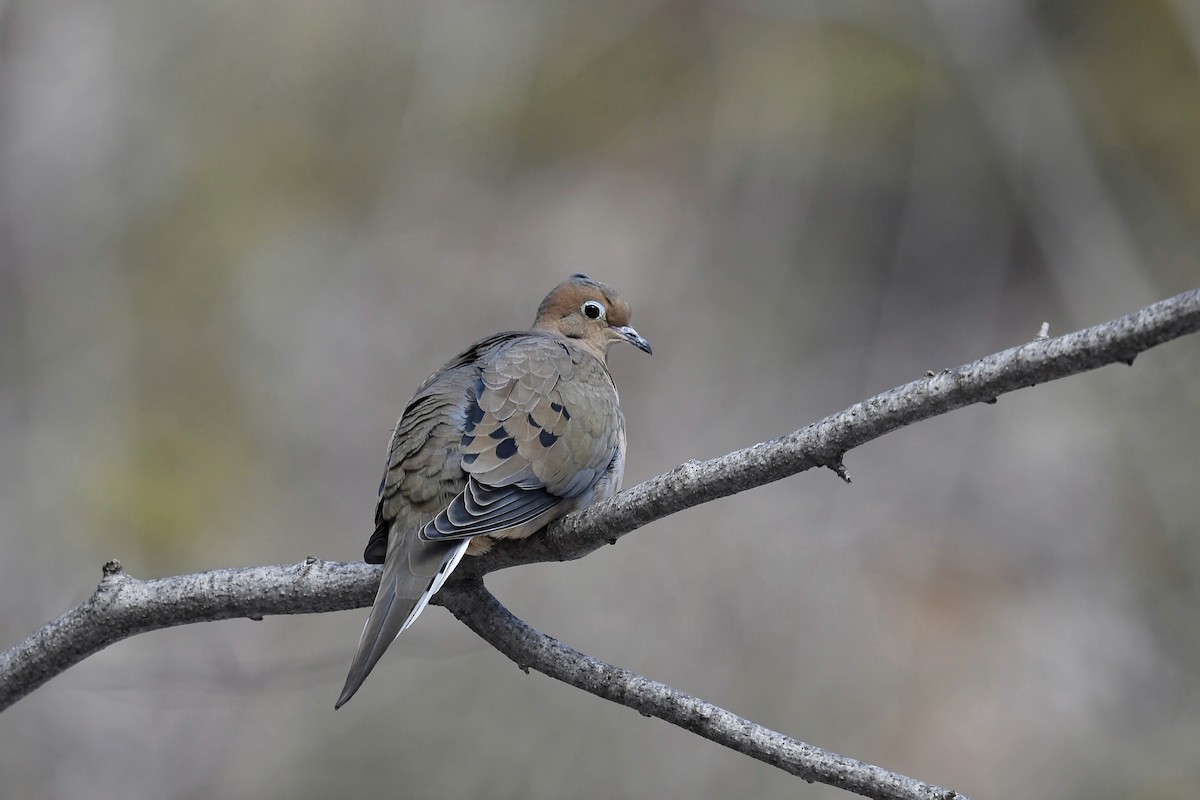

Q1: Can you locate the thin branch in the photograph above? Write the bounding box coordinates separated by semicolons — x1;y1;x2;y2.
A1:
437;579;964;800
465;287;1200;573
2;288;1197;798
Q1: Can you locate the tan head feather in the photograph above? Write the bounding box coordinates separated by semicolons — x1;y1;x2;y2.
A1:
532;274;651;361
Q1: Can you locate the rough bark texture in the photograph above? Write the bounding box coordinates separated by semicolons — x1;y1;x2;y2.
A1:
437;579;964;800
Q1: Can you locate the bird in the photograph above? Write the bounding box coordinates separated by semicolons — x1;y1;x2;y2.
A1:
336;274;651;708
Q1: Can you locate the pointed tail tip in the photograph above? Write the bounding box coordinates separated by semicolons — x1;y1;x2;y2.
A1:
335;677;363;710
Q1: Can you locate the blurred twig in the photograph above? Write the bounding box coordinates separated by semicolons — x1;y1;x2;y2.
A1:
3;287;1199;799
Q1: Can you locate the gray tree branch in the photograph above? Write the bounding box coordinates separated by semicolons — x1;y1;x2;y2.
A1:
2;287;1198;800
463;286;1200;574
436;578;963;800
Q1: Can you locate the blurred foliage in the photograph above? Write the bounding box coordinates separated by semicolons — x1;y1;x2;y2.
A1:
1;1;1199;798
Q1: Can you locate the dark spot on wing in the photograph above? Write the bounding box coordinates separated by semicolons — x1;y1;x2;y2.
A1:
460;433;474;447
538;430;558;448
464;381;486;433
489;425;509;440
462;452;478;465
550;401;570;421
495;438;518;459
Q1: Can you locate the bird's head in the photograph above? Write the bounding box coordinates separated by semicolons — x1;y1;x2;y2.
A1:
533;274;652;360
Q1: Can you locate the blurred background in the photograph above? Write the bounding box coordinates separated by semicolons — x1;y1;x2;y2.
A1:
1;1;1199;798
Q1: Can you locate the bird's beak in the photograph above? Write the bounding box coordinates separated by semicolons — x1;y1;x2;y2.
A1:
615;325;652;355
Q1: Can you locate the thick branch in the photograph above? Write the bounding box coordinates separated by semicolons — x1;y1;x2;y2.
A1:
1;288;1197;797
0;558;378;712
437;579;963;800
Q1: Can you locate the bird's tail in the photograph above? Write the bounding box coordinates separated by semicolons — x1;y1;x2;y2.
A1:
335;528;470;708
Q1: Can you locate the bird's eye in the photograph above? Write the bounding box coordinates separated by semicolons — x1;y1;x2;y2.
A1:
581;300;606;320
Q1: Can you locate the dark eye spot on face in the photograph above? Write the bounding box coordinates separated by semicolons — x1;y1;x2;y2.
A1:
495;438;518;459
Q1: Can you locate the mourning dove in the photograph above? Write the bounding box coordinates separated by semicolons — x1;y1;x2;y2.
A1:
336;274;651;708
